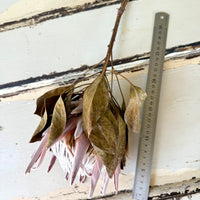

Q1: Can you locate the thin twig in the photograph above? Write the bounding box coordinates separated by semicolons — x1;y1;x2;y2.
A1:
73;58;105;84
107;69;135;88
110;52;126;106
74;71;101;86
102;0;129;75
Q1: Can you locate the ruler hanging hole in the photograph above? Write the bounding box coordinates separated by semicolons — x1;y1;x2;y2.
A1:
160;15;164;19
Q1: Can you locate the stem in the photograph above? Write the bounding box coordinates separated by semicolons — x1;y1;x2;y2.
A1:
74;71;101;86
110;53;114;92
73;58;105;84
107;69;136;89
110;52;126;106
102;0;129;75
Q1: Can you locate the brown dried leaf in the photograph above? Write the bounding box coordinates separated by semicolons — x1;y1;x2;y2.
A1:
82;75;109;136
94;147;117;178
117;113;126;159
47;96;67;147
99;114;126;177
89;108;126;178
82;75;128;177
124;86;147;133
89;108;118;154
63;87;74;117
34;85;71;117
29;109;48;143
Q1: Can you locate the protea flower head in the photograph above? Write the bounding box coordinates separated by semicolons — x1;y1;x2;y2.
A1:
25;0;147;197
25;74;146;198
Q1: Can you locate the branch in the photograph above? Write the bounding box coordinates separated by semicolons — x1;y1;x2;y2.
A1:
102;0;129;75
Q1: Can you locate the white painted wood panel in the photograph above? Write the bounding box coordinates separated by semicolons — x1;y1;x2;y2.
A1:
1;0;200;199
0;100;67;200
1;0;200;84
0;0;95;24
1;64;200;200
0;1;19;14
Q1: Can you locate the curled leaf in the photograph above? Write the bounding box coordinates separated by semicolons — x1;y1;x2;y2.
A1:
29;109;48;143
47;96;67;147
63;87;74;117
34;85;71;117
124;86;147;133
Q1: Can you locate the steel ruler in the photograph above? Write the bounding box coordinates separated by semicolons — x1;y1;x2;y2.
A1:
132;12;169;200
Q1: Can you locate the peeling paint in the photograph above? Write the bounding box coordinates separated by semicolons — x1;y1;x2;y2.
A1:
151;169;200;186
0;42;199;101
12;176;200;199
0;0;134;32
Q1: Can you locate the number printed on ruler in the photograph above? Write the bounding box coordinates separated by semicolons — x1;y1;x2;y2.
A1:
132;12;169;200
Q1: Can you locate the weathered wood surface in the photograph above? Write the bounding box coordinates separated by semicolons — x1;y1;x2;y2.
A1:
13;178;200;200
1;63;200;200
0;1;200;200
1;42;200;100
0;0;200;84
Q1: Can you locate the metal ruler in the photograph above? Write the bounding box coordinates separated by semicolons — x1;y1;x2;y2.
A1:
132;12;169;200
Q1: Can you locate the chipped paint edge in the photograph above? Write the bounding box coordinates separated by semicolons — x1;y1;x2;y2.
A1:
0;0;135;32
0;43;199;102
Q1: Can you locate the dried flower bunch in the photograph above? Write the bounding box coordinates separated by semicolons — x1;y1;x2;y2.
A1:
26;0;146;198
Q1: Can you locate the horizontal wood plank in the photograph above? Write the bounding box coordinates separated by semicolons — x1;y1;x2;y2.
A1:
1;0;200;84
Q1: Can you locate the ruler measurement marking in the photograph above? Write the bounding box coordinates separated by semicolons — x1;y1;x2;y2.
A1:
132;12;169;200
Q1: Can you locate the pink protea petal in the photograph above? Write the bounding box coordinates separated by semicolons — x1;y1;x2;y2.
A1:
25;128;50;174
88;156;103;198
47;155;56;173
100;170;109;195
114;163;120;194
37;146;47;168
71;132;90;185
73;117;83;140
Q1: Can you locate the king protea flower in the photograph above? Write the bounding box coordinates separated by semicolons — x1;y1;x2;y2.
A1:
25;74;146;198
25;0;147;197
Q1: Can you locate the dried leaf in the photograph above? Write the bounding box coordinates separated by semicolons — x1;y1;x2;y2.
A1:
82;75;127;177
117;113;126;159
89;109;117;154
82;75;109;136
29;109;48;143
47;96;67;147
34;85;71;117
88;107;126;178
98;113;126;177
124;86;147;133
63;87;74;117
94;147;117;178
